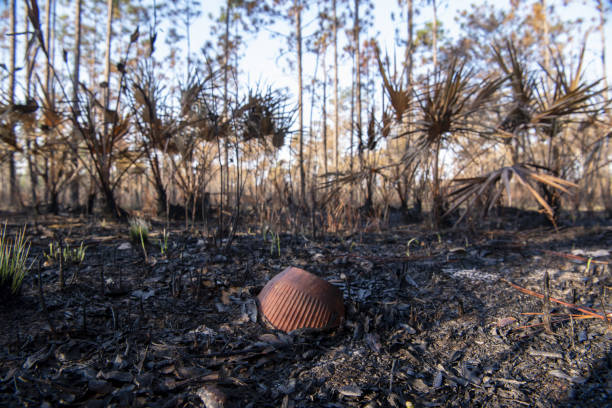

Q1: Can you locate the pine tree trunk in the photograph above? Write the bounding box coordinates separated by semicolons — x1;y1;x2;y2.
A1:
432;0;437;70
295;0;305;203
540;0;551;90
406;0;417;212
354;0;362;161
45;0;52;94
70;0;82;209
432;138;442;227
333;0;339;173
8;0;19;208
99;0;123;220
349;52;355;204
597;0;608;109
322;47;328;188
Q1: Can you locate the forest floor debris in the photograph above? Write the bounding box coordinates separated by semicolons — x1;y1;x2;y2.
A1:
0;213;611;407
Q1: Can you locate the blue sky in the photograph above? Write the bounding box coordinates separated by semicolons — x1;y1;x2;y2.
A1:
188;0;612;98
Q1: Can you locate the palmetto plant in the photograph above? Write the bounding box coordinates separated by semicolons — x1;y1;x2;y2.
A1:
445;164;578;227
129;62;179;215
240;86;294;150
25;0;141;219
444;40;609;228
375;48;411;123
406;58;505;226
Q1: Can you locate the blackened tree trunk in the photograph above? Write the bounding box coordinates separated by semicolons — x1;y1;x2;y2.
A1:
8;0;20;208
333;0;339;173
70;0;82;208
295;0;305;202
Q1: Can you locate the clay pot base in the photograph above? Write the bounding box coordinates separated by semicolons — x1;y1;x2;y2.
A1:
257;267;345;333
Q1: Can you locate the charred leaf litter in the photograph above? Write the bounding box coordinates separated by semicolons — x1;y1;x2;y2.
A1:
0;214;611;407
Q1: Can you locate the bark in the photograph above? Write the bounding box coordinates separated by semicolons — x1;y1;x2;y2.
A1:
45;0;52;93
8;0;16;106
323;47;328;186
597;0;608;107
407;0;413;90
70;0;82;208
406;0;417;211
333;0;339;173
104;0;113;99
295;0;305;202
432;0;437;70
24;13;38;211
354;0;362;157
350;51;355;202
432;138;442;227
98;0;124;220
147;149;167;215
8;0;19;207
223;0;231;210
540;0;551;90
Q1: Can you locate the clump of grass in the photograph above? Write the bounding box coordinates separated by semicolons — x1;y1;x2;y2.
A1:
45;241;87;265
159;228;169;256
261;226;281;257
0;224;32;300
129;218;150;261
129;218;150;245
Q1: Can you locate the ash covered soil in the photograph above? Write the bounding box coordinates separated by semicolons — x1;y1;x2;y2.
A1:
1;214;611;408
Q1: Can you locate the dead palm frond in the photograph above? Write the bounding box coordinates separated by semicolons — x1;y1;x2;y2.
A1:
410;58;505;149
239;86;295;149
176;72;231;144
320;163;397;200
531;43;607;137
492;40;535;134
403;57;505;225
445;164;578;227
375;47;410;122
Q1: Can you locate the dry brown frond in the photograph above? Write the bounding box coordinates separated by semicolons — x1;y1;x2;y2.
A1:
320;163;395;190
445;164;578;227
239;86;295;149
531;42;607;136
375;47;410;122
410;57;505;150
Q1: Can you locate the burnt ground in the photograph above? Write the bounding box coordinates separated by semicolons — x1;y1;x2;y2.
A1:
0;212;611;408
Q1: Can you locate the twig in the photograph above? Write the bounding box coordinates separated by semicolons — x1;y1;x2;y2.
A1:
599;292;611;330
569;313;575;350
58;241;64;291
36;260;55;334
542;250;608;265
543;271;553;333
389;359;396;392
501;278;606;319
81;304;86;332
528;349;562;359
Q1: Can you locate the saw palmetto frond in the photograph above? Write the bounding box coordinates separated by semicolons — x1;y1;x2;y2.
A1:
445;164;578;227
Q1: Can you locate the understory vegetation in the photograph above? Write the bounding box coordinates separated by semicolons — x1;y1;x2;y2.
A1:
0;0;609;236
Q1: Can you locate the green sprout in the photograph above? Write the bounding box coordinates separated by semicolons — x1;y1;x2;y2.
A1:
129;218;149;261
0;223;32;299
406;238;420;257
159;228;169;256
67;241;87;264
585;257;593;274
129;217;150;245
265;229;281;257
46;241;87;265
274;233;281;257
